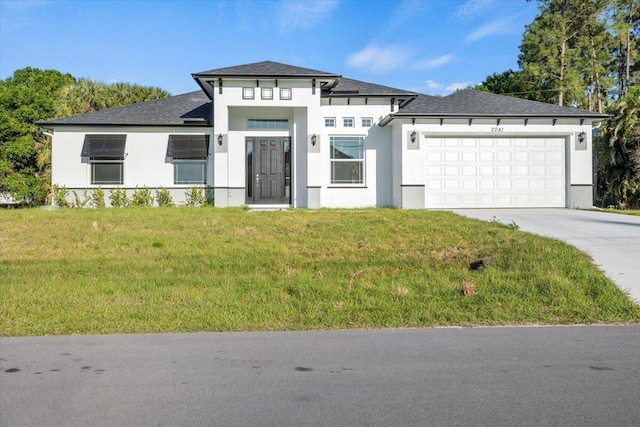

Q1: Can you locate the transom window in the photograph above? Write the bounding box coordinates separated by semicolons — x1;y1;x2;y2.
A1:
280;88;292;100
361;117;373;127
343;117;354;127
243;87;255;99
330;136;364;185
247;119;289;129
261;88;273;100
325;117;336;127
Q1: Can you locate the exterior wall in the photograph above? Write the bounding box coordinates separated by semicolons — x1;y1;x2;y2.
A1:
49;86;597;210
318;98;393;208
211;79;318;208
51;126;213;205
390;118;595;209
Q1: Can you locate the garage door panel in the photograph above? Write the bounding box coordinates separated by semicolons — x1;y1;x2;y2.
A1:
424;137;566;208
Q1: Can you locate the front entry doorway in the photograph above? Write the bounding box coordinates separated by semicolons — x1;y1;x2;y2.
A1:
246;137;291;205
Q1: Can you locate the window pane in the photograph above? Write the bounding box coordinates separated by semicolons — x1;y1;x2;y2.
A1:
343;118;354;127
175;161;206;184
330;137;364;160
280;88;292;100
247;119;289;129
325;118;335;127
92;162;123;185
331;161;363;184
362;118;372;127
261;88;273;100
243;88;254;99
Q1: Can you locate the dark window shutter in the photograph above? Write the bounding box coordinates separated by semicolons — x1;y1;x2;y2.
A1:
82;135;126;159
166;135;209;159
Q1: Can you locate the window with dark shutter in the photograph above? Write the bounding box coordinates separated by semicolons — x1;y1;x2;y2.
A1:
166;135;209;159
81;135;126;185
167;135;209;185
81;135;126;159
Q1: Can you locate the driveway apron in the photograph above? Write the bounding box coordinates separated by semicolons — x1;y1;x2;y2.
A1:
453;209;640;303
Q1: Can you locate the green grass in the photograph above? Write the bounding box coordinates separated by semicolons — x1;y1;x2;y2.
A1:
1;207;638;336
591;208;640;216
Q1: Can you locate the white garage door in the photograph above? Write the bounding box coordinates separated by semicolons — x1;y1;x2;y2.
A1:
424;137;566;208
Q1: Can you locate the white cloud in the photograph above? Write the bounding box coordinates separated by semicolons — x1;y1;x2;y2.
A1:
277;0;339;33
412;54;453;70
346;44;412;73
452;0;494;19
466;19;512;42
446;81;473;92
425;80;442;90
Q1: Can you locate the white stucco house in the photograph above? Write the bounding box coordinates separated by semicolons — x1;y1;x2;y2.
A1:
41;61;608;209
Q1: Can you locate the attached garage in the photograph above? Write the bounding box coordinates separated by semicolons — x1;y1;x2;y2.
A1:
424;136;566;208
382;89;608;210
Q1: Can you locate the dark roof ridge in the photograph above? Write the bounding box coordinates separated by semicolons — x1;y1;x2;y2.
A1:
193;60;341;78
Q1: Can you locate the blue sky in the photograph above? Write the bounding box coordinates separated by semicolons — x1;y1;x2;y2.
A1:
0;0;540;96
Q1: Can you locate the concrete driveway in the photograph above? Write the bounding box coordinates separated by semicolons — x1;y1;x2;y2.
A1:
453;209;640;303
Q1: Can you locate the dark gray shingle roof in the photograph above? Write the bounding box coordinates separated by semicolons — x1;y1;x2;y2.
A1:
323;77;417;97
41;91;212;127
193;61;340;78
398;90;608;118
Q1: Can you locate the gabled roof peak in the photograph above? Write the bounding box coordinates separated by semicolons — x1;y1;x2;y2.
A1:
192;60;341;78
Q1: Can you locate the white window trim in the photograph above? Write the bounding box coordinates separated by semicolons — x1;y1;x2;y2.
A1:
343;117;354;128
90;159;124;186
325;117;336;127
329;135;366;186
361;117;373;127
173;159;207;185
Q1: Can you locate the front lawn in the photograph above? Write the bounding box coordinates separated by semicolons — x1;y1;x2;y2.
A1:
1;208;638;336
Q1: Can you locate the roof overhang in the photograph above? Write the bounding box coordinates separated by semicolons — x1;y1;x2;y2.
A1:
379;113;611;127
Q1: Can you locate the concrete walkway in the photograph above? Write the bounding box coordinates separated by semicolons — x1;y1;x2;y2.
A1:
453;209;640;303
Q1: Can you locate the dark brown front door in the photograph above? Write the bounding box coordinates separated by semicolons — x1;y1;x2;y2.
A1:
246;137;291;205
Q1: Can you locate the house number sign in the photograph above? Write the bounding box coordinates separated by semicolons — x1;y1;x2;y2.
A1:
491;127;505;132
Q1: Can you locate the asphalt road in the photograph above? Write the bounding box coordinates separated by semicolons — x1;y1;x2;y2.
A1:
454;208;640;303
2;326;639;427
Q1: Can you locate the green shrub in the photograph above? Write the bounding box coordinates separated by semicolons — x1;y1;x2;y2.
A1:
72;189;90;208
109;188;129;208
51;185;70;207
155;187;174;207
131;186;153;207
91;188;106;208
185;186;205;207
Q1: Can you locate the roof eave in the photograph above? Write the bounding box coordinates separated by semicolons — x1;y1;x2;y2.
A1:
322;93;417;98
38;122;213;128
192;72;341;79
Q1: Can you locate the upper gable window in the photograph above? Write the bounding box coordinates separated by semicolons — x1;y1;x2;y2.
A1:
243;87;255;100
280;88;292;100
261;88;273;100
361;117;373;127
343;117;354;128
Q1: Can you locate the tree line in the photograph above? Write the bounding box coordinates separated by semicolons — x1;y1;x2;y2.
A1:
475;0;639;208
0;67;169;205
